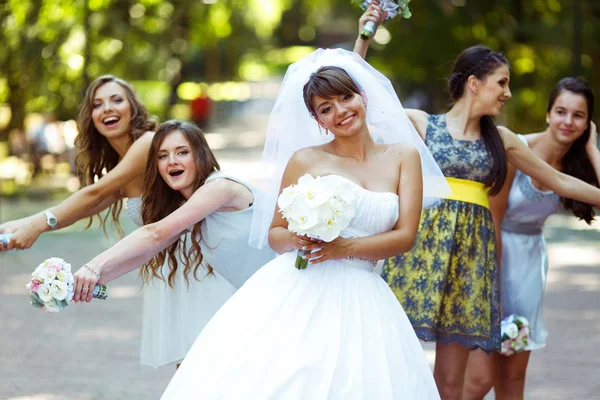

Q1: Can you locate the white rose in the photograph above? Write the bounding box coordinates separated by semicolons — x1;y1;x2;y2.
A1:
503;323;519;340
32;263;45;277
43;301;61;313
38;267;57;283
37;283;54;303
51;280;68;301
56;270;68;282
511;339;525;352
517;316;529;327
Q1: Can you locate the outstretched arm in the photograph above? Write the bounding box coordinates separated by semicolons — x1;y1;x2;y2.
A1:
0;132;153;251
352;1;386;59
73;178;245;302
500;126;600;207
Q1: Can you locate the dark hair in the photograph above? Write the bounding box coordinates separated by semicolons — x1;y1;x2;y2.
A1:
303;66;361;118
75;75;157;237
448;45;510;195
547;77;597;223
140;120;220;287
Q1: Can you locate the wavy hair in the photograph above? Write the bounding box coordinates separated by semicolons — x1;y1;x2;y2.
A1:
140;120;220;287
547;77;597;223
74;75;157;237
448;45;509;195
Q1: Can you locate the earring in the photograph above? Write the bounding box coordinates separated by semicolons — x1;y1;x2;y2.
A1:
318;125;329;137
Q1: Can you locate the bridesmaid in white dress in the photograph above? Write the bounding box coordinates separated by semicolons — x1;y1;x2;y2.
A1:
0;75;238;369
72;119;274;305
464;78;600;399
126;197;236;368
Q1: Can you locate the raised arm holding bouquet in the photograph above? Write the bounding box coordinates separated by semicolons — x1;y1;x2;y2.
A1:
352;0;411;40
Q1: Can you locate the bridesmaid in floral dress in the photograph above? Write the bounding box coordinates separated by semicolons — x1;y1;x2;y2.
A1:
355;6;600;399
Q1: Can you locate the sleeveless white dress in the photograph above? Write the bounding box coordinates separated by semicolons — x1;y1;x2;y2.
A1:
126;197;237;368
161;175;440;399
500;135;560;350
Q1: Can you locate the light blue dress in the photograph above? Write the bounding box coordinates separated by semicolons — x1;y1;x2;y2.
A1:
127;197;237;368
500;135;560;350
199;171;276;289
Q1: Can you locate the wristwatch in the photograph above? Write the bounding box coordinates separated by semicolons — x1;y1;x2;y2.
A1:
43;211;58;230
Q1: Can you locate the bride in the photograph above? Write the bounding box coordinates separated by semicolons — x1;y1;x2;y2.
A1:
161;49;448;399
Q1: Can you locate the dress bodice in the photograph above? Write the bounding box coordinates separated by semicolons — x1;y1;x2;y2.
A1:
424;114;492;183
320;175;399;240
502;135;560;233
126;197;143;226
200;171;275;288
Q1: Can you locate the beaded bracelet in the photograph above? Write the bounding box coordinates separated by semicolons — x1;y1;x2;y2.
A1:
83;264;101;279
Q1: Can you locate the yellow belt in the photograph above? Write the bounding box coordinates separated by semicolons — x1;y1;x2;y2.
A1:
443;177;490;209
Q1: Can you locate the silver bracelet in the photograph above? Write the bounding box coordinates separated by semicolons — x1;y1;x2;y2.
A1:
83;264;101;279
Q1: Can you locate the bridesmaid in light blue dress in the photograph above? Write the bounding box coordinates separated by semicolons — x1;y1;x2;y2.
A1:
464;78;600;399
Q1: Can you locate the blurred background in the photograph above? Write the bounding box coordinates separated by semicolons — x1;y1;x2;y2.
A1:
1;1;600;399
1;0;600;198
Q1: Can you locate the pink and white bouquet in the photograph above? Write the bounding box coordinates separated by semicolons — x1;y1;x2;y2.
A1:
277;174;358;269
500;314;530;356
26;257;107;313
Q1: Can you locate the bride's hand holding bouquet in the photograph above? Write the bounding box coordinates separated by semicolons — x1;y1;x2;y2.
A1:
277;174;359;269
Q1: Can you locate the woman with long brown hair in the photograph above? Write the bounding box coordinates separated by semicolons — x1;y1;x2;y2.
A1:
72;119;274;304
355;6;600;399
0;77;237;369
463;79;599;399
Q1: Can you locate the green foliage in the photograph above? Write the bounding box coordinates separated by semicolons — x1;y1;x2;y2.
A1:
1;0;598;139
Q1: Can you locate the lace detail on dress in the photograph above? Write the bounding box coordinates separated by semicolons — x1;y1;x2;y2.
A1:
424;114;492;183
515;170;559;204
126;197;143;227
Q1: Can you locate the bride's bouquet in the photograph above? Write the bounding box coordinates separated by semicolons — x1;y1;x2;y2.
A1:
26;257;108;313
500;314;530;356
353;0;412;40
277;174;358;269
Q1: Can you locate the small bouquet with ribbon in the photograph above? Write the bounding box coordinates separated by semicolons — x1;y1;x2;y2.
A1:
277;174;358;269
353;0;412;40
26;257;108;313
500;314;530;356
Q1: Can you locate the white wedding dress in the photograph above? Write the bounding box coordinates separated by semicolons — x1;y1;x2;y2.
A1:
161;175;440;399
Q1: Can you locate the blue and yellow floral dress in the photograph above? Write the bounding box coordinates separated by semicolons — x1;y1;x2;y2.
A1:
383;114;501;351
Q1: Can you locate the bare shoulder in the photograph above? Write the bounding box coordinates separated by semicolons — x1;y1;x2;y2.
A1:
383;143;420;162
288;146;326;167
128;131;155;154
405;109;430;137
496;126;519;150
